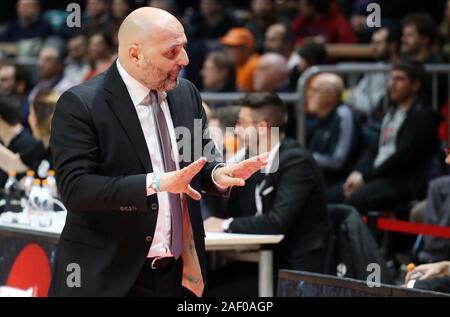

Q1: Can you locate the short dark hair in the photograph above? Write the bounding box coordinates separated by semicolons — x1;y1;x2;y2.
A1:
0;95;21;125
402;13;437;45
392;57;426;85
238;92;287;131
298;42;327;65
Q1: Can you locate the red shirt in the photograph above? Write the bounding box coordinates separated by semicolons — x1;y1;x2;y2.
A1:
292;4;357;44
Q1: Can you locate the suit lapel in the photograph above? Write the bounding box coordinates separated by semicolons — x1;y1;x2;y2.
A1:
103;63;153;173
166;90;190;170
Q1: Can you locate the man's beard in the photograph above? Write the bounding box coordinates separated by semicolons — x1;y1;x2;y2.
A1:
142;57;181;91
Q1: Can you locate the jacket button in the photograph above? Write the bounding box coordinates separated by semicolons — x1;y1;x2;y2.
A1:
145;236;153;242
151;203;158;211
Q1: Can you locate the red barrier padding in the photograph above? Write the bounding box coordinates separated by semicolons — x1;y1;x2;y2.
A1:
6;243;52;297
377;218;450;239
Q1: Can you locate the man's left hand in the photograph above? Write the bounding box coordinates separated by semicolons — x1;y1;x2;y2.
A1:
213;152;269;188
204;217;225;233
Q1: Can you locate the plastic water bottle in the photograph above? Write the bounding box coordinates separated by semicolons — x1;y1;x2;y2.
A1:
38;179;54;227
46;170;58;198
21;170;35;197
406;263;424;288
4;171;22;213
27;179;42;215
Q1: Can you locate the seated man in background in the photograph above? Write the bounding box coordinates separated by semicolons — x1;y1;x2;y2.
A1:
306;73;362;186
204;92;333;273
0;95;38;187
253;53;290;92
327;58;436;214
0;90;58;179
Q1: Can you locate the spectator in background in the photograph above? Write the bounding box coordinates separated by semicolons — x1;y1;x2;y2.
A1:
292;0;357;45
0;63;29;101
244;0;281;53
0;95;38;187
288;41;327;91
187;0;239;42
184;0;239;89
82;0;116;37
64;34;90;86
402;13;446;108
327;59;436;214
264;23;301;72
204;92;333;274
201;51;236;100
346;27;400;118
253;52;290;92
0;90;58;178
82;32;115;82
220;27;261;92
0;0;52;43
23;46;73;126
439;0;450;60
402;13;442;64
307;73;362;185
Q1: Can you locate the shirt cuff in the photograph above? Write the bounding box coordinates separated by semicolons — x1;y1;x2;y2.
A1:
211;163;228;191
146;173;157;196
221;217;234;231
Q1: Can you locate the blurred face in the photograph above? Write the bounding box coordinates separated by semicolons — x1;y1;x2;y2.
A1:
252;0;273;17
68;36;87;61
88;34;110;61
201;57;227;90
371;28;389;60
253;60;277;91
87;0;108;18
299;0;314;18
137;23;189;91
112;0;130;19
307;77;334;115
264;25;285;54
236;107;260;147
402;25;425;55
225;46;247;66
200;0;223;17
388;69;418;103
38;48;62;80
16;0;40;22
0;66;16;94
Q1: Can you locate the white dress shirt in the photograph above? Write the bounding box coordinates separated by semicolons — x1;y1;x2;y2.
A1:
116;59;225;259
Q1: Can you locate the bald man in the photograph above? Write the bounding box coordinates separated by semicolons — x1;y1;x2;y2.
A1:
49;7;267;297
253;53;289;92
306;73;361;185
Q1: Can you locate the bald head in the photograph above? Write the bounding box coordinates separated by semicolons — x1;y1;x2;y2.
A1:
118;7;183;54
253;53;288;92
117;7;189;91
308;73;344;117
313;73;344;96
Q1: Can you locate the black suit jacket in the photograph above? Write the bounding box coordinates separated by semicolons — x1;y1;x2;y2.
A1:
227;138;333;271
48;63;224;296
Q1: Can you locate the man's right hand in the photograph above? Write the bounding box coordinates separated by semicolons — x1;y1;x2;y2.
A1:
343;171;364;198
159;157;207;201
